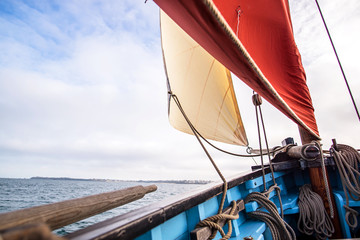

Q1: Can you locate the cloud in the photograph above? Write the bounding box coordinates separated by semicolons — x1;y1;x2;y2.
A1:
0;0;359;180
289;0;360;148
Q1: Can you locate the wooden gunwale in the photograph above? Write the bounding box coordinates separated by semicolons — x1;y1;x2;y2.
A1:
67;168;272;240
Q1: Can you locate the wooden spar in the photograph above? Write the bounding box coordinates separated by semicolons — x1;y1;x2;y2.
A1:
286;144;320;159
0;185;157;232
298;127;343;238
1;223;64;240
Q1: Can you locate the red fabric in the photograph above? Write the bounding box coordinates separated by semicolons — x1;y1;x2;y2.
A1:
154;0;319;137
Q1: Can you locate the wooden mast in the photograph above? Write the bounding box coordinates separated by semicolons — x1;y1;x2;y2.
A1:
298;127;343;238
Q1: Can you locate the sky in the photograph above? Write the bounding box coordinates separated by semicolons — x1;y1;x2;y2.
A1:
0;0;359;181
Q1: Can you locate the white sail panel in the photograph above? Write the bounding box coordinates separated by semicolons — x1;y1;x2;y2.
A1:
161;11;247;146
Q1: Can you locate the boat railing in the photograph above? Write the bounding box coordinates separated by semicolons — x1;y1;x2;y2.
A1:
0;184;157;240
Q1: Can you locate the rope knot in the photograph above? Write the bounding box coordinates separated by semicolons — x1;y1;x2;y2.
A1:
195;200;239;240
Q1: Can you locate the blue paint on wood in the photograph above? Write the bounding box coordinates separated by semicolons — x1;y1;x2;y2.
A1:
160;212;188;240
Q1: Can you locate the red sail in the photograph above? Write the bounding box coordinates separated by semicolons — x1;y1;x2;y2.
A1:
154;0;320;138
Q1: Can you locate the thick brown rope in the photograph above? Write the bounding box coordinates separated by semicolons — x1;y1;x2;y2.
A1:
315;141;334;219
196;200;239;240
169;93;230;238
245;191;296;240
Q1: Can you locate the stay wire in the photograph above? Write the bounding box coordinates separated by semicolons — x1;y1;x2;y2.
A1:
314;0;360;121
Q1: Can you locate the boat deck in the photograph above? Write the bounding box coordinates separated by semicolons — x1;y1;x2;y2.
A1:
67;167;357;240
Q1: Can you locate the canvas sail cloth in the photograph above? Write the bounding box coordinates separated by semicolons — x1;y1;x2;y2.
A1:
161;11;248;146
155;0;320;139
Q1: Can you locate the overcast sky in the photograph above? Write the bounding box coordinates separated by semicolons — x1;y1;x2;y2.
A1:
0;0;359;180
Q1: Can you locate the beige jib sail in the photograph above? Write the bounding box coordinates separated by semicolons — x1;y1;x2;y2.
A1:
160;11;248;146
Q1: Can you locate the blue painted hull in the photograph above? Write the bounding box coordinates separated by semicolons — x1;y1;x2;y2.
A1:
68;167;358;240
136;171;297;240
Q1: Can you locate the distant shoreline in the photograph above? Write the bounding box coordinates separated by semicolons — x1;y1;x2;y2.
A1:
29;177;211;184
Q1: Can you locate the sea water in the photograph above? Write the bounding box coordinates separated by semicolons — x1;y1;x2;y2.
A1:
0;178;204;235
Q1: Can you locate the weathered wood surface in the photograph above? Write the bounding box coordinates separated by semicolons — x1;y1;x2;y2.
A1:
0;185;157;232
1;223;64;240
66;169;268;240
286;144;320;159
299;126;343;238
190;200;244;240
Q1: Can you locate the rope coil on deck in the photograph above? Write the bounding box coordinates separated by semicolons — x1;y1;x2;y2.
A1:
245;190;296;240
297;184;334;240
331;143;360;230
195;200;239;240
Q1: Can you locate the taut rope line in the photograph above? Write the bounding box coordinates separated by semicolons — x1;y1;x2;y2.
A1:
253;93;284;218
169;92;234;239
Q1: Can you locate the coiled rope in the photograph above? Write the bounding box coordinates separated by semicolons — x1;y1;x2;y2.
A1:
297;184;334;240
331;143;360;229
297;141;335;219
245;189;296;240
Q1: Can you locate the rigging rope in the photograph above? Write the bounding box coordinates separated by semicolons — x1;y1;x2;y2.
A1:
169;91;293;238
246;93;295;239
330;143;360;229
253;94;267;191
315;141;335;219
253;93;284;218
169;92;231;239
314;0;360;121
191;123;288;158
297;184;335;240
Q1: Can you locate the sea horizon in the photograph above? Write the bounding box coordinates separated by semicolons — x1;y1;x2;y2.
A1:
0;176;212;184
0;177;206;235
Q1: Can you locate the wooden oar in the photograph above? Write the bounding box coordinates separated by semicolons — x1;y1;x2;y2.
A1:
0;184;157;232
